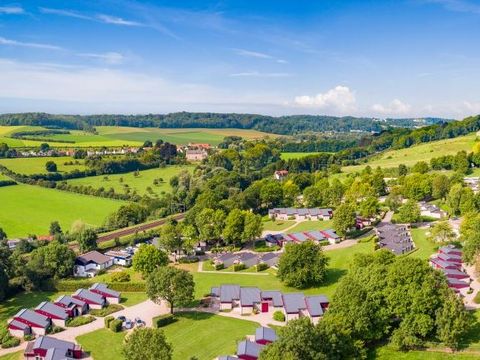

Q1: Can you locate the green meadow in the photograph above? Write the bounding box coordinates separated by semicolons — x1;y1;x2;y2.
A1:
0;156;85;175
0;184;125;237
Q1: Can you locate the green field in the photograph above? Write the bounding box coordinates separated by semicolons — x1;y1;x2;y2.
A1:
66;165;194;196
0;156;84;175
0;184;125;237
344;133;478;172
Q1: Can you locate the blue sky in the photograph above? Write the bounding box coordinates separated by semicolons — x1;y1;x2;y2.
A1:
1;0;480;118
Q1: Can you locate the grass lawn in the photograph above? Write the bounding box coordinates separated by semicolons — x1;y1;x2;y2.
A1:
0;184;125;237
66;165;194;197
76;328;126;360
288;220;335;232
0;352;22;360
262;219;296;231
409;227;437;260
0;156;84;175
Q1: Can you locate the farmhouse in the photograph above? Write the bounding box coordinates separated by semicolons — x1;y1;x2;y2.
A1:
89;283;121;304
375;223;414;255
34;301;69;327
186;149;208;161
104;250;132;266
74;251;113;278
54;295;88;317
24;336;83;360
255;327;277;345
72;289;106;309
268;208;333;221
8;309;50;336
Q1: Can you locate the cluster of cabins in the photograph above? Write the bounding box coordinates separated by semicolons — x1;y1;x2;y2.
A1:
213;252;280;269
464;177;480;193
264;229;340;248
375;223;414;255
210;285;329;324
74;249;132;278
24;336;83;360
8;283;120;338
218;326;278;360
268;208;333;221
419;201;446;219
429;245;471;294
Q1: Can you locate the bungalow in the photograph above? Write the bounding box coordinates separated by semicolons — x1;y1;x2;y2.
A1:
264;234;284;247
430;256;461;270
304;230;326;242
72;289;106;310
320;229;341;244
236;253;259;268
255;327;277;345
259;253;279;268
419;201;446;219
237;340;263;360
436;252;462;264
260;291;284;313
442;268;470;280
216;285;240;310
439;245;462;257
239;287;261;314
447;278;470;290
281;293;306;322
356;216;372;229
24;336;83;360
9;309;50;336
54;295;88;317
74;251;113;278
186;149;208;161
273;170;288;181
268;208;332;221
35;302;69;327
7;319;31;338
305;295;329;324
105;250;132;267
89;283;121;304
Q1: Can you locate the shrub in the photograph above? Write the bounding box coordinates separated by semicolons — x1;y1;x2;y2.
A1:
66;316;95;327
24;334;35;341
256;262;269;272
318;240;330;246
214;263;224;271
273;311;285;322
55;280;145;292
110;271;131;282
178;256;199;264
90;304;123;317
109;319;123;332
233;263;246;272
104;315;114;328
1;337;20;348
153;314;176;328
49;325;64;334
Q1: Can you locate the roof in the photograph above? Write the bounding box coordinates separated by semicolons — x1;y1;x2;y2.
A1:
439;245;462;255
321;229;339;239
376;223;413;255
237;252;259;267
35;302;68;320
75;251;111;266
218;357;239;360
45;348;74;360
237;341;262;357
261;291;283;307
219;285;240;302
260;253;279;266
290;232;309;242
104;250;132;259
33;336;76;352
8;319;30;330
73;289;105;304
90;283;120;298
447;278;470;288
14;309;50;328
442;268;469;277
211;287;220;297
430;257;459;269
305;296;328;317
255;327;277;342
282;293;306;314
240;287;261;306
55;295;86;308
305;230;326;241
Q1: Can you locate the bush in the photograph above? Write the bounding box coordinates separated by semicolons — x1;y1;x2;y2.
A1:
318;240;330;246
1;337;20;348
89;304;123;317
104;315;114;328
233;263;246;272
109;319;123;332
256;262;269;272
214;263;224;271
153;314;176;328
178;256;199;264
110;271;131;282
273;311;285;322
55;280;145;292
24;334;35;341
49;325;64;334
66;316;95;327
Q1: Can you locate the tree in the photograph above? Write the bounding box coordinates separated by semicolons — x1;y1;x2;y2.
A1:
397;200;421;223
0;228;6;241
446;184;475;216
428;221;456;244
432;174;450;200
277;241;328;288
133;244;168;276
122;328;172;360
282;181;300;207
28;241;75;279
146;267;194;314
260;181;283;209
195;208;225;244
222;209;245;245
398;164;408;176
40;143;50;152
158;222;183;261
49;221;62;235
45;161;57;172
0;266;8;301
77;229;98;252
242;212;263;243
333;202;356;238
411;161;429;174
359;196;378;218
143;140;153;148
436;292;471;350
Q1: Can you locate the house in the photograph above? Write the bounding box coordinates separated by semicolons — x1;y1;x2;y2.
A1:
430;256;461;270
239;287;261;314
375;223;414;255
442;268;470;280
37;235;54;242
89;283;121;304
215;284;240;310
105;250;132;267
35;302;69;327
259;253;279;268
439;245;462;257
54;295;88;317
24;336;83;360
214;253;238;268
7;319;31;338
419;201;445;219
260;291;284;313
320;229;341;244
74;251;113;278
273;170;288;180
464;177;480;193
274;229;340;246
281;293;307;322
356;216;372;229
72;289;106;309
436;252;462;264
188;143;211;150
236;253;259;268
264;234;284;247
447;278;470;290
268;208;333;221
9;309;50;336
255;327;277;345
237;340;263;360
305;295;329;324
186;149;208;161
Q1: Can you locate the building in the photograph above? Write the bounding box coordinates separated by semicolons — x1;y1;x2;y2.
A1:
213;253;238;268
8;309;50;336
54;295;88;317
442;268;470;280
439;245;462;257
89;283;121;304
186;149;208;161
34;302;69;327
24;336;82;360
281;293;329;324
237;340;263;360
419;201;446;219
188;143;211;150
74;251;114;277
72;289;106;309
239;287;261;314
255;327;277;345
375;223;414;255
265;229;340;247
259;291;284;313
104;250;132;267
464;177;480;193
273;170;288;180
429;245;471;294
268;208;333;221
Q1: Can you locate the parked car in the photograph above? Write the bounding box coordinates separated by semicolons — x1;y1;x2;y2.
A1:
117;316;126;322
134;317;145;327
124;319;133;329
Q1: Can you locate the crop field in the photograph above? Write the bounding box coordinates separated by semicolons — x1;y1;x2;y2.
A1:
66;165;194;196
0;156;84;175
0;184;125;237
343;133;478;173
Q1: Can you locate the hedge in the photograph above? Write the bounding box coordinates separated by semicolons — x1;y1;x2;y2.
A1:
90;304;123;317
178;256;199;264
273;311;285;322
110;271;131;282
1;337;20;348
256;263;269;272
214;263;224;271
233;263;246;272
104;316;114;328
0;180;16;187
110;319;123;332
153;314;176;328
66;316;95;327
55;280;145;292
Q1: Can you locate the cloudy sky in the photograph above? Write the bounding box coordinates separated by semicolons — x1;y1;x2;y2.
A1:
1;0;480;118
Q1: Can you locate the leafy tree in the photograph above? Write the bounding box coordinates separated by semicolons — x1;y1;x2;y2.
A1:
49;221;62;235
397;200;421;223
158;221;183;260
431;174;450;200
359;196;378;218
333;202;356;238
398;164;408;176
195;208;225;244
45;161;57;172
0;266;8;301
277;241;328;288
282;181;300;207
222;209;245;245
411;161;429;174
28;241;75;279
143;140;153;148
0;228;6;241
459;212;480;263
242;212;263;243
446;184;475;216
40;143;50;152
146;267;194;314
428;221;456;244
77;228;98;252
260;181;283;209
436;292;471;350
122;328;172;360
133;244;168;277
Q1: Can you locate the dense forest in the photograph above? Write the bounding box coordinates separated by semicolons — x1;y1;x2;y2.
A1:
0;112;450;135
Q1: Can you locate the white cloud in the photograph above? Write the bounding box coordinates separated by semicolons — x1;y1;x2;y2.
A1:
0;36;62;50
293;86;356;112
77;52;125;65
372;99;411;115
229;71;291;78
96;14;143;27
0;6;24;14
233;48;272;59
39;7;92;20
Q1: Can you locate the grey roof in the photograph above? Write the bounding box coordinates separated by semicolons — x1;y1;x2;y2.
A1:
321;229;339;239
305;230;326;241
55;295;86;308
305;296;328;317
376;223;414;255
216;253;237;268
261;291;283;307
282;293;306;314
104;250;132;259
430;257;459;269
14;309;50;328
35;302;68;320
75;251;111;266
437;253;462;262
73;289;105;304
9;319;30;330
219;285;240;302
45;348;74;360
33;336;75;352
290;232;309;242
237;341;262;357
90;283;120;298
297;208;308;215
218;357;239;360
240;287;261;306
439;245;462;255
447;278;469;287
269;208;332;217
442;268;469;278
255;327;277;342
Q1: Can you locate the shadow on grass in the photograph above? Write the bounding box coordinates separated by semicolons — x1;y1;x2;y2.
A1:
458;311;480;351
322;268;348;287
174;311;215;322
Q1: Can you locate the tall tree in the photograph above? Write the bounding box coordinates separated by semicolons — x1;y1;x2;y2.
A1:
333;202;356;238
242;212;263;243
133;244;168;277
49;221;62;235
222;209;245;245
28;241;76;279
122;328;172;360
77;229;98;252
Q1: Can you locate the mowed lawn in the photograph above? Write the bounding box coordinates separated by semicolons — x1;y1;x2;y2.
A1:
409;227;437;260
288;220;335;232
0;352;22;360
262;219;296;231
0;156;84;175
0;184;125;237
66;165;194;196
